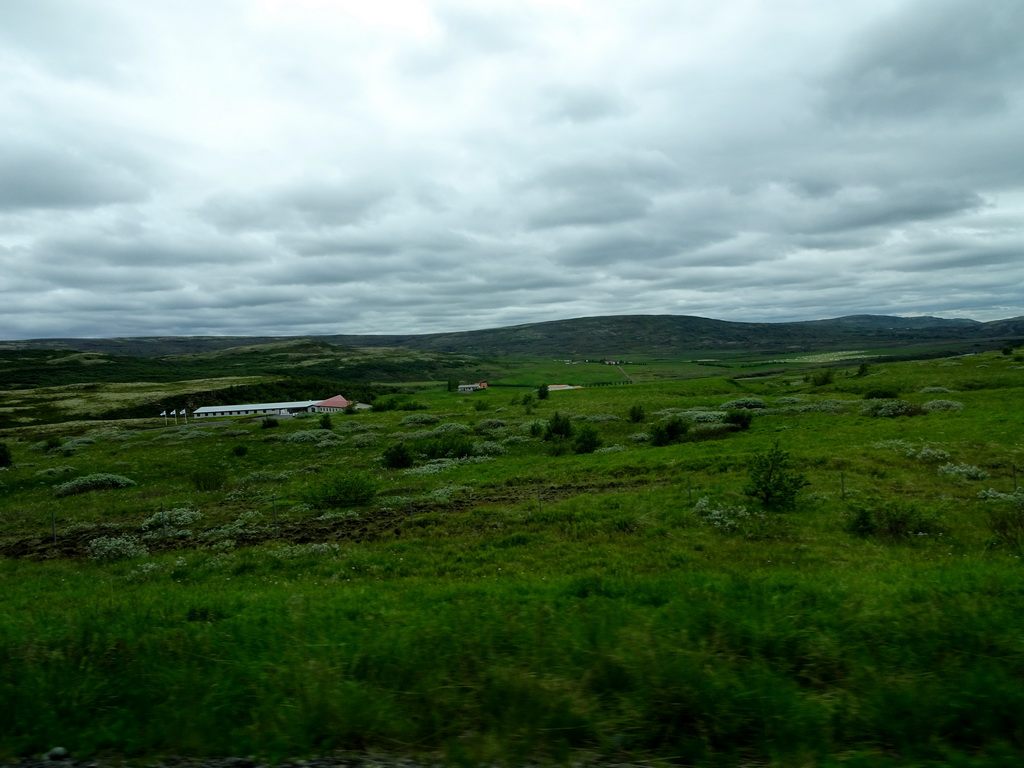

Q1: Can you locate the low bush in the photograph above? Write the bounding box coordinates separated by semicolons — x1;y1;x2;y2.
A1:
544;412;574;441
572;425;602;454
923;399;964;411
938;462;989;481
231;445;248;457
34;465;76;477
863;388;900;399
860;399;924;418
809;369;834;386
845;499;944;541
301;471;379;509
650;417;689;447
86;535;149;562
381;442;415;469
628;404;645;423
693;497;779;539
286;430;342;445
723;410;753;430
261;418;279;429
915;445;951;462
141;507;203;532
53;473;137;498
744;442;807;511
400;413;440;427
721;397;767;409
979;489;1024;551
0;442;11;468
190;466;226;492
474;441;506;457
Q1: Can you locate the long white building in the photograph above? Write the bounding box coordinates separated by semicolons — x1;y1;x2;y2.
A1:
192;400;321;418
192;395;366;419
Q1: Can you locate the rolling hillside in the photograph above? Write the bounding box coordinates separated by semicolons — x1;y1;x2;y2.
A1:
1;314;1022;360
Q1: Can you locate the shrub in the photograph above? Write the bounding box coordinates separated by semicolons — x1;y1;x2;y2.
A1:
628;405;645;423
53;473;137;497
979;489;1024;551
685;410;725;423
938;462;989;481
476;419;508;431
190;466;226;492
231;445;248;457
723;410;753;430
544;412;574;441
721;398;767;410
474;440;506;457
744;442;807;511
301;471;379;509
650;417;689;447
916;445;951;462
418;435;475;460
854;361;870;377
286;430;341;444
318;414;333;430
430;423;472;436
920;386;952;394
35;465;75;477
572;425;602;454
240;470;291;484
141;507;203;531
923;399;964;412
261;417;279;429
860;399;924;418
0;442;11;468
845;499;944;541
536;384;549;400
809;369;834;386
381;442;415;469
863;388;900;399
630;432;650;443
400;413;440;427
87;536;149;562
693;496;778;539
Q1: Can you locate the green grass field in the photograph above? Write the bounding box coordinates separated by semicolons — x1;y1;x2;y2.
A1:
1;350;1023;766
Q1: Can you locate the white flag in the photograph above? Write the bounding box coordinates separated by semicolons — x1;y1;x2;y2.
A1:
160;411;166;416
171;410;177;415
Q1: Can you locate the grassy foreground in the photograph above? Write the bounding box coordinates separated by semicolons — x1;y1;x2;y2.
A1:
1;350;1023;766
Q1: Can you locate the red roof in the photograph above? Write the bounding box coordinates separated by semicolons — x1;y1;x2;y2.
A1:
315;395;352;408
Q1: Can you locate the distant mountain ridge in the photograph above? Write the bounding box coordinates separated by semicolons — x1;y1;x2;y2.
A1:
2;314;1022;358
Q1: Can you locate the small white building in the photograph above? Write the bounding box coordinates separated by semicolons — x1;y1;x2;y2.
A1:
457;381;489;394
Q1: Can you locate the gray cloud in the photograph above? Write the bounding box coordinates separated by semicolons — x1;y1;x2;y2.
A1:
822;0;1024;121
1;0;1023;341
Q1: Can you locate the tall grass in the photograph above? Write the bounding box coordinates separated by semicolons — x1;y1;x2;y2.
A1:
1;349;1023;765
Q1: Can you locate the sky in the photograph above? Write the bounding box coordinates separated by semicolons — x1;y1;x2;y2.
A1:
1;0;1022;340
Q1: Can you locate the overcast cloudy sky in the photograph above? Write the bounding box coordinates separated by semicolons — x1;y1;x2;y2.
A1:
1;0;1022;340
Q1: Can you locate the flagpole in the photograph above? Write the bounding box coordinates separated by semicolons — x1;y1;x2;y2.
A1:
161;411;168;426
173;410;178;425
